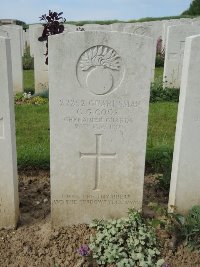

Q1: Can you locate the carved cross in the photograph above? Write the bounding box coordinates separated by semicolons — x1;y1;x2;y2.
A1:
80;134;117;190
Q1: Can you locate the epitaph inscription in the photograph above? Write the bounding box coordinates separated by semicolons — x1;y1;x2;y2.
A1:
52;193;140;207
80;134;117;190
0;116;4;139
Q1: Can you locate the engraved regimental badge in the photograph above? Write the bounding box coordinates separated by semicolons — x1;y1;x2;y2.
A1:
77;45;124;95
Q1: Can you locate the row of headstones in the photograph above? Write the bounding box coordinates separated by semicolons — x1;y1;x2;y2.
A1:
1;18;200;95
28;17;200;93
1;29;200;228
0;25;24;93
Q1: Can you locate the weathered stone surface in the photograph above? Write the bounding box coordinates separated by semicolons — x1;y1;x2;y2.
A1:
163;24;200;88
29;24;41;57
0;25;23;93
31;26;48;93
0;36;19;228
124;24;156;81
64;24;77;32
2;25;24;56
49;31;153;226
83;24;111;31
111;23;127;31
162;19;192;49
140;21;163;41
124;24;152;36
0;28;9;38
168;34;200;214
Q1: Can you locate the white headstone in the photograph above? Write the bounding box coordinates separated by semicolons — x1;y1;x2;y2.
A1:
163;24;200;89
64;24;77;32
29;24;41;57
124;24;156;81
0;28;9;38
111;23;127;31
83;24;112;31
124;24;152;36
0;36;19;228
162;19;192;49
32;26;48;93
141;21;163;41
191;16;200;25
168;34;200;214
49;31;153;226
0;26;23;93
2;25;24;56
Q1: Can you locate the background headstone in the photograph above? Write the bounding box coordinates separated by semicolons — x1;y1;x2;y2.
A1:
83;24;111;31
163;24;200;88
31;25;48;93
141;20;163;41
111;23;127;31
162;19;192;49
0;36;19;229
0;25;23;93
64;24;77;32
124;24;156;81
49;31;153;226
168;34;200;214
29;24;41;57
2;25;24;56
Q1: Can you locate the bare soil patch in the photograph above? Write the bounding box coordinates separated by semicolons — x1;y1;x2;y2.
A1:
0;171;199;267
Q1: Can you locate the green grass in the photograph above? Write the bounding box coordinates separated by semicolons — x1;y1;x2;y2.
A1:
15;101;178;171
23;70;34;91
147;103;177;172
22;67;164;93
154;67;163;83
63;15;196;26
15;104;49;169
147;102;177;149
18;68;178;171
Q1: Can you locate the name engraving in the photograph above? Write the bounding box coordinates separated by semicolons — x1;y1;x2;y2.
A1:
59;98;143;131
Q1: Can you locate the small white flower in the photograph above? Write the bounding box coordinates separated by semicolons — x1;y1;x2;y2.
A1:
27;93;32;99
23;92;28;98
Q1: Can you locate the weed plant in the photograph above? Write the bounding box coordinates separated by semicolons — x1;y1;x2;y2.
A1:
89;209;164;267
149;204;200;251
171;205;200;250
23;46;34;70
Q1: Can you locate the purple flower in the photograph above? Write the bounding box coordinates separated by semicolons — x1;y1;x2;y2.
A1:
162;264;170;267
77;244;90;257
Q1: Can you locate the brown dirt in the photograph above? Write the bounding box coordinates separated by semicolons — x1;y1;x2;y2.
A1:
0;171;199;267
